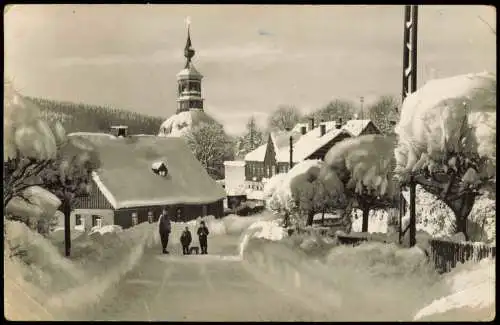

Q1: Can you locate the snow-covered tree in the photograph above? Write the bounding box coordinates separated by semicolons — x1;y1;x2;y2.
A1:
365;95;400;135
394;72;496;240
264;160;344;228
319;135;398;233
4;81;100;255
289;163;346;227
267;105;303;132
4;81;62;214
39;135;100;237
305;99;357;124
236;116;265;158
185;122;234;179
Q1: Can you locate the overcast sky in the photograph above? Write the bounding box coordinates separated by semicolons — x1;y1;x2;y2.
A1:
5;5;496;135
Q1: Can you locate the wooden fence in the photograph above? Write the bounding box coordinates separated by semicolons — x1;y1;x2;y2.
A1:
429;238;496;273
334;234;496;274
336;234;369;246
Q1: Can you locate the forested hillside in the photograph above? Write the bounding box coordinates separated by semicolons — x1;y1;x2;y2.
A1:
26;97;165;135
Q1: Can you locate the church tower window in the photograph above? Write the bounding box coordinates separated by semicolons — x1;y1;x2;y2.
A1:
175;21;204;114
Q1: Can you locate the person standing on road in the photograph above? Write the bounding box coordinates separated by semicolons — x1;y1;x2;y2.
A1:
180;226;192;255
158;209;171;254
176;208;183;222
197;221;210;255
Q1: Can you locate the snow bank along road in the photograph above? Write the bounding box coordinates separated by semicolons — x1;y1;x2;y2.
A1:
82;235;332;321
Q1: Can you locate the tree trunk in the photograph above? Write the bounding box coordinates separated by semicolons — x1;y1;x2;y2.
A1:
284;212;289;228
341;200;355;234
445;191;476;242
321;209;325;226
62;200;72;257
456;216;468;241
361;207;369;233
306;210;315;227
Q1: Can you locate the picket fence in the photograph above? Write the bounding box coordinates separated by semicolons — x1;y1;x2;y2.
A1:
429;238;496;273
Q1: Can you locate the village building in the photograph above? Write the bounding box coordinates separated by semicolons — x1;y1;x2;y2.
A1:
157;24;217;138
69;127;226;230
243;118;380;183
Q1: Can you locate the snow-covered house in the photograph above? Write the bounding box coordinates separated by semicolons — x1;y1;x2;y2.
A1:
69;129;226;230
342;119;381;137
244;119;352;182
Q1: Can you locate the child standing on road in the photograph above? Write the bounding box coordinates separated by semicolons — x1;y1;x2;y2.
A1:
197;221;210;255
180;226;192;255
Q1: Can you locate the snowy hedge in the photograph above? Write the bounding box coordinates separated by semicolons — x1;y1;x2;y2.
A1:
394;72;496;185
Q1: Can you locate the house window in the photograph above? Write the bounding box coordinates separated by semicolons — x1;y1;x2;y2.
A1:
92;215;102;228
75;214;82;226
132;213;138;226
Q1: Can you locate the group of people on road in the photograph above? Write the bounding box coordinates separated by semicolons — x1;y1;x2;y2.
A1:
157;208;210;255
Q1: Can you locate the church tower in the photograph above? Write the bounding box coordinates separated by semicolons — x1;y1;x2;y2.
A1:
176;22;204;114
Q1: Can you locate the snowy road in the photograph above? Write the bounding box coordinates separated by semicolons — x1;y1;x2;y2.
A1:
84;236;332;321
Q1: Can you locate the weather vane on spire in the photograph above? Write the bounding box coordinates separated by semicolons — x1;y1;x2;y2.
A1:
184;16;195;67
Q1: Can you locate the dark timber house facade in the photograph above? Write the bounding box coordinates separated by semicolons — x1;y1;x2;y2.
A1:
70;129;226;230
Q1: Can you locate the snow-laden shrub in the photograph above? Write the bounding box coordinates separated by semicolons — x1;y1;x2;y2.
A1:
262;173;287;200
467;193;496;243
4;81;61;161
400;185;495;242
400;185;456;238
266;160;325;225
323;135;396;196
394;72;496;184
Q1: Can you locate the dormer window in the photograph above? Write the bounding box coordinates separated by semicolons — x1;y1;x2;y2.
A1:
152;161;169;177
111;125;129;137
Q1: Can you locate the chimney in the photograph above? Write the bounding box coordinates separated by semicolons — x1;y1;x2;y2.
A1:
335;118;342;129
111;125;129;137
320;124;326;136
300;126;307;135
309;118;315;131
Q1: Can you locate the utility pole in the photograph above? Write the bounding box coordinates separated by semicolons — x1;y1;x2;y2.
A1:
399;5;419;247
360;96;365;120
250;117;254;150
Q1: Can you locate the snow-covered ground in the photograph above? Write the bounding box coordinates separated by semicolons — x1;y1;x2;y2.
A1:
241;224;495;321
5;211;495;321
4;220;157;320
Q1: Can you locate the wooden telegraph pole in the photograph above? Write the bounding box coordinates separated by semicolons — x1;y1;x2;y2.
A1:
399;5;419;247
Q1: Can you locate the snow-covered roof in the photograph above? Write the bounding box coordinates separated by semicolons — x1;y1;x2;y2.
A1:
244;143;267;161
176;64;203;79
281;127;350;163
271;130;302;162
271;121;349;163
292;122;311;133
224;160;246;167
158;110;217;137
342;119;374;136
70;134;226;210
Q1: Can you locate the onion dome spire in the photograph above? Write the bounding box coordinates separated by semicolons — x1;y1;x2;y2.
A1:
184;17;195;68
